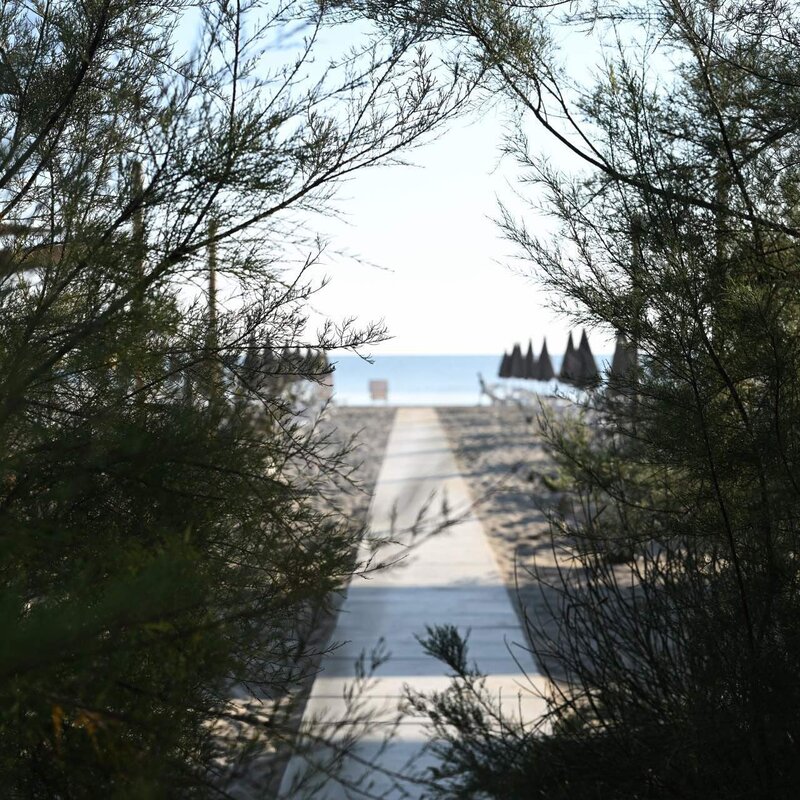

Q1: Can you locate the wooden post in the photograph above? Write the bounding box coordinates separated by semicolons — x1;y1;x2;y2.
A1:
132;161;144;278
629;215;642;382
207;218;219;405
132;161;145;396
208;219;217;343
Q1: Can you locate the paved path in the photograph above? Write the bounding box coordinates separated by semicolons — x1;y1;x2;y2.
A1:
279;408;547;799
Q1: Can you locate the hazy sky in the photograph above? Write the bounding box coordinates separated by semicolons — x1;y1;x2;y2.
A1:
308;103;611;357
179;11;615;358
299;28;616;358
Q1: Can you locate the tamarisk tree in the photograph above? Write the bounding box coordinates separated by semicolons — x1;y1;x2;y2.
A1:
357;0;800;797
0;0;472;794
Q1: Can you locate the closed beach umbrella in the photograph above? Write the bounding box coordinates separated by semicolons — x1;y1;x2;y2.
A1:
537;338;555;381
498;350;511;378
559;331;581;385
305;347;318;373
524;339;537;379
509;343;525;378
257;336;277;393
243;333;259;374
577;329;600;386
280;345;298;380
260;335;276;372
609;332;637;386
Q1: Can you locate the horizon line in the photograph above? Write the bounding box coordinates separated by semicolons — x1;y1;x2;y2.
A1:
332;351;614;358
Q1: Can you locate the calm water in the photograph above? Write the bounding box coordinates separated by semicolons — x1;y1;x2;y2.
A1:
330;353;611;406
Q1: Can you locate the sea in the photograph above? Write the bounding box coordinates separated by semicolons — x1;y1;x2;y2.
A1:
330;353;612;406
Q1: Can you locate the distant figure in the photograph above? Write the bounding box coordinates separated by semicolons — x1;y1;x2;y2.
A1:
369;379;388;403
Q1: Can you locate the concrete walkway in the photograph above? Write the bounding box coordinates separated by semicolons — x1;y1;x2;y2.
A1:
279;408;547;799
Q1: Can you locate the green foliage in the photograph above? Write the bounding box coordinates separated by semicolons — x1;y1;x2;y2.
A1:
377;0;800;797
0;0;467;794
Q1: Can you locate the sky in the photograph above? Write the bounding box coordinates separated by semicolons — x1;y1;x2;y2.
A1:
176;9;616;358
301;35;614;357
306;104;615;357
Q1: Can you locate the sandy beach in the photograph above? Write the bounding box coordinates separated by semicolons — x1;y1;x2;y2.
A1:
316;405;399;529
